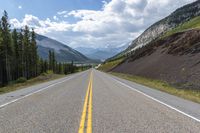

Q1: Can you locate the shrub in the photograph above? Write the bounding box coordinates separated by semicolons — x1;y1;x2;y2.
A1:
47;70;53;74
41;73;48;76
16;77;27;83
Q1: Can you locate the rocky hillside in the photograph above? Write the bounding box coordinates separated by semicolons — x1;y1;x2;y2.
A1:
117;0;200;58
112;29;200;90
36;34;96;63
110;0;200;90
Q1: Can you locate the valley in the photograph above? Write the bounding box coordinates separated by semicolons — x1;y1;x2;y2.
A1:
1;0;200;132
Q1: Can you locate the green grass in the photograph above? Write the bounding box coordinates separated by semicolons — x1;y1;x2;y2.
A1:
110;72;200;104
0;73;66;94
98;58;124;72
162;16;200;38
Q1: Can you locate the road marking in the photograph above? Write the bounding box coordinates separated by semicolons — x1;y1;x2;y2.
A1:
78;71;93;133
78;76;91;133
112;77;200;123
0;72;83;109
87;72;93;133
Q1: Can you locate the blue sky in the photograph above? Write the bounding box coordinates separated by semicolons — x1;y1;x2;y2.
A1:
0;0;196;49
0;0;106;20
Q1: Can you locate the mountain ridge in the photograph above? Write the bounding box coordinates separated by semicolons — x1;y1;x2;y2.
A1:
112;0;200;59
75;42;129;61
109;0;200;90
36;34;98;63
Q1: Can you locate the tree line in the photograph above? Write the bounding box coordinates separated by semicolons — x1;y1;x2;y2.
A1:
0;11;89;87
39;50;77;75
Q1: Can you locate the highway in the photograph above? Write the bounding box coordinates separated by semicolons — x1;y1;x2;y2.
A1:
0;69;200;132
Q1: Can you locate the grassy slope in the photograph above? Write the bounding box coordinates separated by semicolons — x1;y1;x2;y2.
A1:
0;73;65;94
98;58;124;72
111;72;200;104
163;16;200;38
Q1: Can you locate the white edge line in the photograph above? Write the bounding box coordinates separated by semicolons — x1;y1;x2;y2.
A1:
111;76;200;123
0;73;82;109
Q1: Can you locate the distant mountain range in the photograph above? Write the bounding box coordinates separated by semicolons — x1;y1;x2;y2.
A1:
36;34;98;63
75;43;129;61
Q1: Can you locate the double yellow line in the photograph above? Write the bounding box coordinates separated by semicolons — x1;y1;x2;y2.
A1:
78;72;93;133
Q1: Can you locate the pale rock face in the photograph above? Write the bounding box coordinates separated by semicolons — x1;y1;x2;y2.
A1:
129;23;170;51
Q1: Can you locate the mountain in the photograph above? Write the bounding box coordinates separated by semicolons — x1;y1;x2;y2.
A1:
110;1;200;90
113;0;200;59
112;28;200;90
75;43;129;61
86;50;116;61
36;34;96;63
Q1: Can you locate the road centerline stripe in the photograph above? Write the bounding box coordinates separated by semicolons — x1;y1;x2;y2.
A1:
87;72;93;133
78;71;93;133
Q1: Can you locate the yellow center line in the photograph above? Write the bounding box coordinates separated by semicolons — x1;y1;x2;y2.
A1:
78;71;93;133
87;72;93;133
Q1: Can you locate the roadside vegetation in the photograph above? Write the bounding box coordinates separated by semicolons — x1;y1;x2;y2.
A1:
162;16;200;38
110;72;200;104
0;72;65;94
98;58;124;71
0;64;91;94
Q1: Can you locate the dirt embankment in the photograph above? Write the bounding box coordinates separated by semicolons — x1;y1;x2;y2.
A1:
112;29;200;90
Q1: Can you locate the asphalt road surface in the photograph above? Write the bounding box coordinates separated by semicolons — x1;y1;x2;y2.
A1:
0;69;200;133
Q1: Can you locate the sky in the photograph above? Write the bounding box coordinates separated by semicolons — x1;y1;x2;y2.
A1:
0;0;196;49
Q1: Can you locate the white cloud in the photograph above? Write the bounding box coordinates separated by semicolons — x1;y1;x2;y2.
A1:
11;0;196;49
57;10;68;15
18;5;22;9
57;11;68;18
53;15;59;21
10;14;73;34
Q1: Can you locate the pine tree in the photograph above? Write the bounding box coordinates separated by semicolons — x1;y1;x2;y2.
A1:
44;60;48;73
58;63;63;74
30;28;38;77
48;50;52;70
39;58;44;73
18;30;25;78
12;29;19;80
52;51;56;73
0;21;3;85
70;61;74;73
23;25;31;79
0;11;13;85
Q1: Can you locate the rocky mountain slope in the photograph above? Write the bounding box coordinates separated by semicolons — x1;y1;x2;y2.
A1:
112;28;200;90
36;34;96;63
110;1;200;90
115;0;200;58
